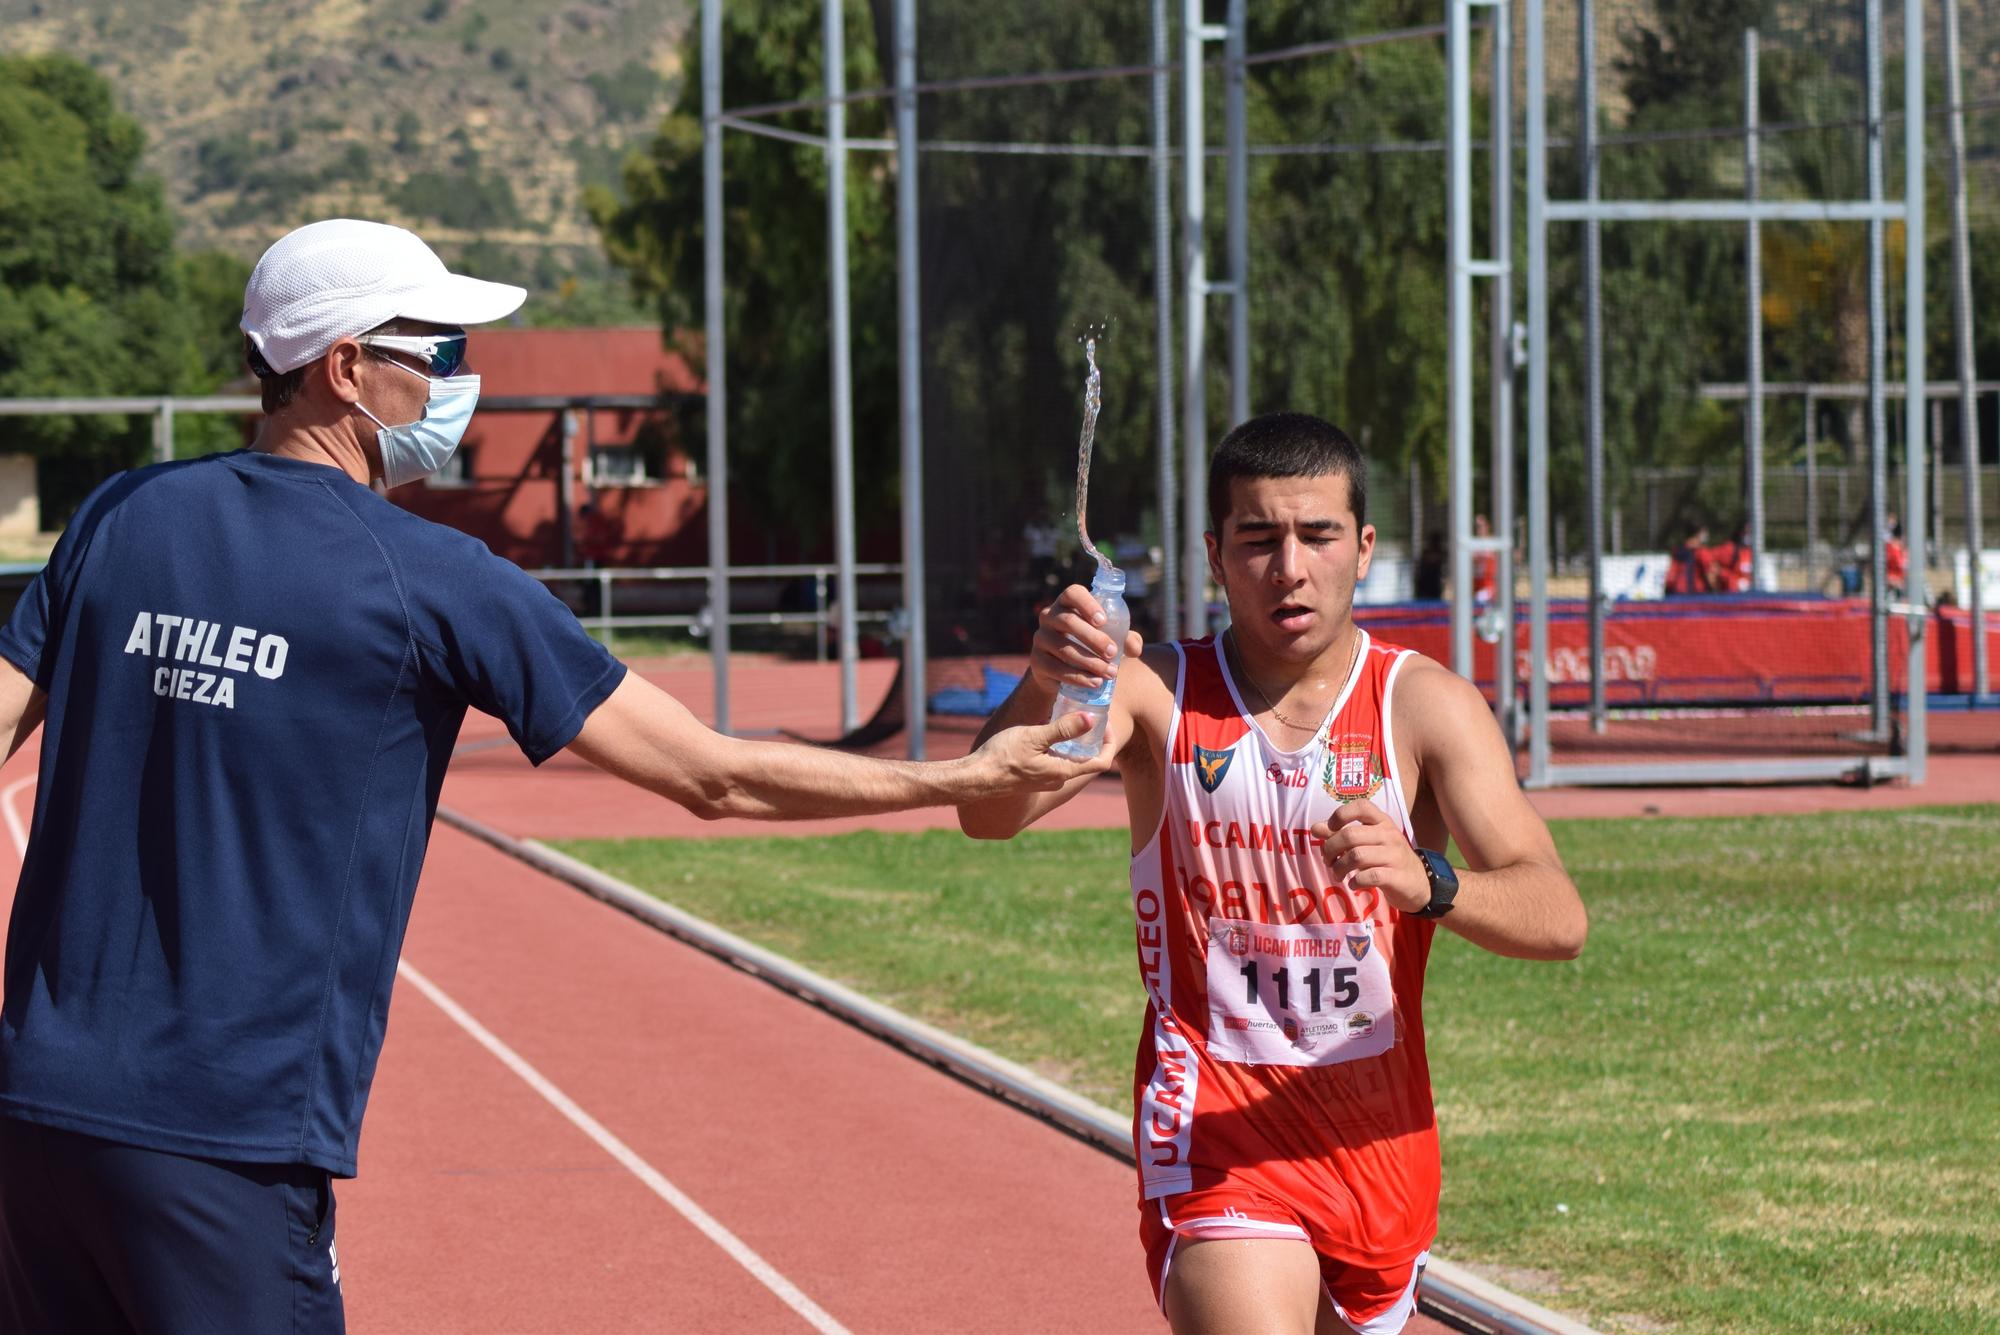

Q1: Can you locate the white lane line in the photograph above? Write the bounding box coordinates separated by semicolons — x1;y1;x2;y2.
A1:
0;775;849;1335
2;774;35;860
394;960;852;1335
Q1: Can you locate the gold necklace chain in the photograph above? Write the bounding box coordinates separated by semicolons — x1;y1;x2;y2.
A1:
1229;627;1361;735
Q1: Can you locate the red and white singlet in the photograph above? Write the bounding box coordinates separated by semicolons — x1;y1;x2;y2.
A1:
1129;632;1439;1318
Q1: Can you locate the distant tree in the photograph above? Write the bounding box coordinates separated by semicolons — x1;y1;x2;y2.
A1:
1239;1;1454;494
586;60;665;122
589;0;898;555
394;109;423;154
0;53;210;518
172;248;256;459
394;167;522;231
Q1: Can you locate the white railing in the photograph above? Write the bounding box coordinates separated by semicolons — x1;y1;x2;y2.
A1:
523;562;903;658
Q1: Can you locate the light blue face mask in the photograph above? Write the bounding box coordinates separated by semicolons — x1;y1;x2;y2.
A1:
356;361;481;489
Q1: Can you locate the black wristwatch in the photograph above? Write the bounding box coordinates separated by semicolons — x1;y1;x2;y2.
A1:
1411;848;1459;919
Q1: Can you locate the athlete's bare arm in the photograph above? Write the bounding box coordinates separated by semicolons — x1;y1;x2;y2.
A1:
958;582;1172;841
568;671;1110;821
0;660;45;762
1316;659;1586;961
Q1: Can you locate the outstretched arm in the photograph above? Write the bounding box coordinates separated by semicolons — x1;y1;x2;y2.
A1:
566;671;1108;822
0;660;44;763
1315;663;1586;960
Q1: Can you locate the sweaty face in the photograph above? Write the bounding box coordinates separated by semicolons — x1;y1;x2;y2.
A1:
1205;472;1374;662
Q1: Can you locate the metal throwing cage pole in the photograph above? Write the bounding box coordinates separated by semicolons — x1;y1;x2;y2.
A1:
701;0;733;736
1448;0;1513;704
1489;0;1518;744
1516;0;1926;788
1945;0;1988;700
1580;0;1606;733
1152;0;1180;638
1225;0;1249;428
1180;1;1214;638
1866;0;1889;741
1525;0;1552;782
1180;0;1249;639
1745;28;1766;589
825;0;862;735
1903;0;1927;781
894;0;928;761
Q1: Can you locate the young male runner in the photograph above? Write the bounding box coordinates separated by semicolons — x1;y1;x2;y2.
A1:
0;218;1105;1334
961;412;1587;1335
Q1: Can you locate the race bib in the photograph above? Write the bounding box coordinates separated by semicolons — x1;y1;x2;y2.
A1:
1204;919;1396;1067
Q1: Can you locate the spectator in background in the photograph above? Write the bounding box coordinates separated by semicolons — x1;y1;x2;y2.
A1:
1666;523;1711;595
1471;513;1499;606
1710;523;1755;594
1884;511;1908;599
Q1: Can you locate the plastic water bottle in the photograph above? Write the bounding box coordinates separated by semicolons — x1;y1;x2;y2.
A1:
1050;565;1130;760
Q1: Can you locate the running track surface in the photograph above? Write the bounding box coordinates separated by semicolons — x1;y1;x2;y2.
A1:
12;655;1984;1332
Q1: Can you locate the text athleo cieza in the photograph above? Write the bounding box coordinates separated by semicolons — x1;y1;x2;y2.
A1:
121;611;290;709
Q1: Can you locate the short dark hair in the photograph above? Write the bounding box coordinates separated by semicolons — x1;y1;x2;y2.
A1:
1207;412;1367;535
246;317;428;416
247;336;309;415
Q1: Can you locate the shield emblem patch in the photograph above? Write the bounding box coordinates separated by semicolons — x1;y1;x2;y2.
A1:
1192;743;1235;793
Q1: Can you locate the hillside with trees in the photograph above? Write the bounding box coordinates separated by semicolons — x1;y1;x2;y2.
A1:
0;0;692;317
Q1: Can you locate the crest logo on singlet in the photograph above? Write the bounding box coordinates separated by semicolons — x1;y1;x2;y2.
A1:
1321;733;1385;804
1191;743;1236;793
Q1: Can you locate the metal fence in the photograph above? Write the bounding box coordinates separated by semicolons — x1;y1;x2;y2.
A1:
524;562;902;658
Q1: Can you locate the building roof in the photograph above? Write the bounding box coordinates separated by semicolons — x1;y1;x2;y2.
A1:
468;326;702;399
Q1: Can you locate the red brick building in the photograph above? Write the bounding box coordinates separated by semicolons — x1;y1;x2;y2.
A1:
391;327;708;569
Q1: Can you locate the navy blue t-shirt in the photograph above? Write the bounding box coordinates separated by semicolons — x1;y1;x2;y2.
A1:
0;450;625;1175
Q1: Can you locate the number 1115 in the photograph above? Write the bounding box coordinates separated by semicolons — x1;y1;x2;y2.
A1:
1239;962;1359;1012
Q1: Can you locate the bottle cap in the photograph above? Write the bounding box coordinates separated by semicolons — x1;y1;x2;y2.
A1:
1090;564;1127;595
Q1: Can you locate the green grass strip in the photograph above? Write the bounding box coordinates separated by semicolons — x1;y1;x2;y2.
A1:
553;806;1999;1334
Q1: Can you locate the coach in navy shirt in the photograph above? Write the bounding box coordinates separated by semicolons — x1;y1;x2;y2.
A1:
0;220;1102;1334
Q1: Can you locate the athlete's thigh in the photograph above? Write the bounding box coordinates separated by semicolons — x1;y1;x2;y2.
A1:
1163;1236;1324;1335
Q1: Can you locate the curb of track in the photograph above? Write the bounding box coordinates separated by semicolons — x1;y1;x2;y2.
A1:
435;806;1601;1335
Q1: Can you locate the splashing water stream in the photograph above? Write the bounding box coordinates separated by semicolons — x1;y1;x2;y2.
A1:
1074;335;1108;570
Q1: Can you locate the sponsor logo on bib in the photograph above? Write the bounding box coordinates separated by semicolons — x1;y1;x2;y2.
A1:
1346;933;1372;962
1222;926;1251;958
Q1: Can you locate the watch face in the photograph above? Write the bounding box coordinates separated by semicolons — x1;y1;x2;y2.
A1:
1417;849;1458;916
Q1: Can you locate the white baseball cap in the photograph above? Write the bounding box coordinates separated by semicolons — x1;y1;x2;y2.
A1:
240;219;527;374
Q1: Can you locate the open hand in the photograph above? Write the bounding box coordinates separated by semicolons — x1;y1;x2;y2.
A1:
1311;799;1429;914
1030;584;1145;695
971;709;1116;794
